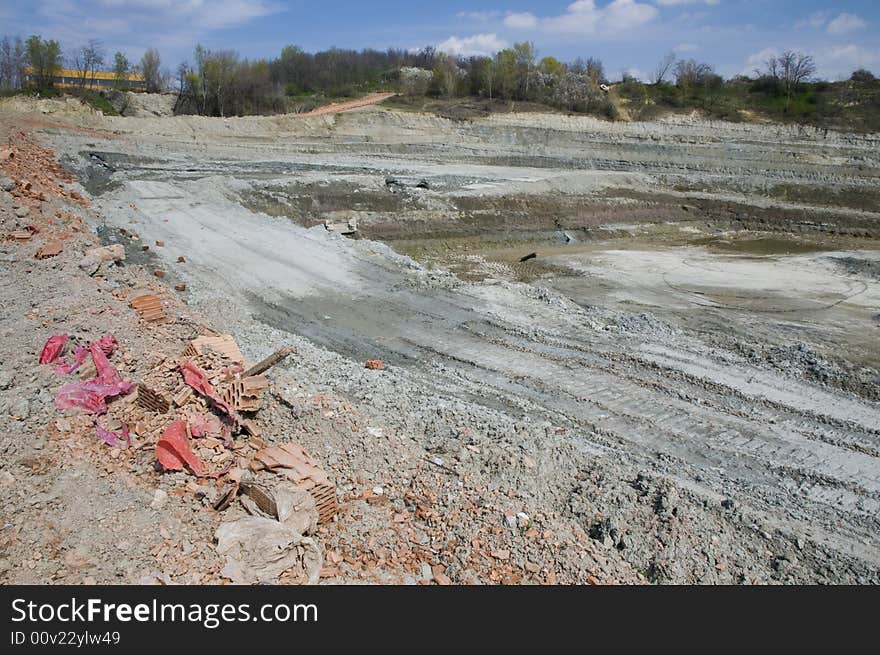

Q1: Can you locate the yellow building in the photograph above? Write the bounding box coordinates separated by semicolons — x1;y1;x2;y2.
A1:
23;67;147;90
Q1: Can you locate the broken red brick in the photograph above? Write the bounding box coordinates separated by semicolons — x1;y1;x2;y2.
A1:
250;441;337;524
183;334;244;363
129;294;166;322
175;283;186;292
241;418;262;437
136;384;171;414
153;269;165;278
35;240;63;259
221;375;269;412
9;230;33;242
365;359;384;371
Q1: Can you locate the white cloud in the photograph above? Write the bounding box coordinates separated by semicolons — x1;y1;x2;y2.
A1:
504;12;539;30
819;44;880;77
826;13;867;36
503;0;658;36
457;10;501;22
673;42;699;53
740;47;777;76
656;0;719;5
795;11;831;30
436;33;508;57
795;11;867;36
26;0;280;52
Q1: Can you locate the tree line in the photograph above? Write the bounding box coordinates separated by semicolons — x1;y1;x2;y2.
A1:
174;41;615;116
2;33;876;122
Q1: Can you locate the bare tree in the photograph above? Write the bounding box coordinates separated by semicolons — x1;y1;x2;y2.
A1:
652;52;676;85
674;59;714;92
413;46;436;69
88;40;105;87
764;50;816;104
73;39;104;88
0;36;26;89
68;49;84;87
568;57;586;74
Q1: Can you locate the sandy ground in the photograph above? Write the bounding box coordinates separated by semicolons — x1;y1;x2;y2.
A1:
2;97;879;584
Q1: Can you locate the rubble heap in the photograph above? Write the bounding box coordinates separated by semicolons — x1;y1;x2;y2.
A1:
38;329;337;584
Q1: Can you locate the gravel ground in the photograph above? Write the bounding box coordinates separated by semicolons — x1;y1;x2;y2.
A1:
2;101;879;585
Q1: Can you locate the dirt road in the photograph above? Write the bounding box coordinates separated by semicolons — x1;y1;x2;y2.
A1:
301;92;396;117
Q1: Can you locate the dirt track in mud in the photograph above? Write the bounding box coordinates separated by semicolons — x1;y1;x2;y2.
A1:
9;99;880;583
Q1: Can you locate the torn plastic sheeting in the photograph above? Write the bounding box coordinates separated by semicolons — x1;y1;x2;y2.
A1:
39;334;68;365
54;379;134;414
95;335;119;356
155;419;227;479
50;334;135;415
41;333;121;375
54;345;88;375
94;418;131;448
215;516;322;585
179;360;239;422
156;419;207;476
188;413;231;443
179;360;215;398
90;340;126;386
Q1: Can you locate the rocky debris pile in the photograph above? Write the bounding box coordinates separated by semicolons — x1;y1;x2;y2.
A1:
255;381;647;585
1;134;93;265
36;325;336;585
0;136;86;207
105;91;176;118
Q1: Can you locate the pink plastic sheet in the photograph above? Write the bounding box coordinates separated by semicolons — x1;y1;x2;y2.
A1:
95;335;119;356
188;412;232;444
51;335;135;416
39;334;68;365
53;346;88;375
179;360;238;421
54;379;132;414
155;419;208;477
94;418;131;448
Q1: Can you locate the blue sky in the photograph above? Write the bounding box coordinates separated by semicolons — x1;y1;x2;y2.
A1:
2;1;878;80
